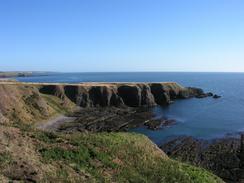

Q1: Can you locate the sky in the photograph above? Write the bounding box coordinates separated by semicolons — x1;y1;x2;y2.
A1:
0;0;244;72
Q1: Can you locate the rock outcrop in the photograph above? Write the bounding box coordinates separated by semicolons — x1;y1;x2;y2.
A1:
213;94;221;99
161;136;244;182
38;82;207;108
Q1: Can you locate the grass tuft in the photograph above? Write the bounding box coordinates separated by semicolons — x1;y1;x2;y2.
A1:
0;152;12;168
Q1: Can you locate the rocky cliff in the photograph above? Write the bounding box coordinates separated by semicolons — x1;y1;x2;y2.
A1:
38;82;202;108
0;82;207;123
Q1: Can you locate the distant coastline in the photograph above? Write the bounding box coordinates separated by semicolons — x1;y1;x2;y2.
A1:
0;71;33;78
0;71;57;79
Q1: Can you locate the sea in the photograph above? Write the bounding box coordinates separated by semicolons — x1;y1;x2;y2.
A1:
17;72;244;144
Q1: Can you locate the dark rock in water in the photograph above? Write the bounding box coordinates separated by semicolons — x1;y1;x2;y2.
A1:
162;119;176;126
213;94;221;99
168;100;174;104
144;119;176;130
144;120;162;130
187;87;205;97
207;92;214;97
161;135;244;182
195;92;214;98
186;87;213;99
195;94;208;98
178;90;191;99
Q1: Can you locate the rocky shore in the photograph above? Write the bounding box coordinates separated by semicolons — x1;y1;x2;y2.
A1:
161;135;244;182
57;107;152;132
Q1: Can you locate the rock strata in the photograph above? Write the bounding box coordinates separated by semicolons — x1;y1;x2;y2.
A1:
38;82;210;108
57;107;154;132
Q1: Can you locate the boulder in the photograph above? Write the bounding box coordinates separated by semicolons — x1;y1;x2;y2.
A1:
213;94;221;99
207;92;214;97
144;119;176;130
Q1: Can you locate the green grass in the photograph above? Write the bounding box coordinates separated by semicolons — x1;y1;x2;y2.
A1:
42;94;73;115
35;131;223;183
0;152;12;168
32;131;59;143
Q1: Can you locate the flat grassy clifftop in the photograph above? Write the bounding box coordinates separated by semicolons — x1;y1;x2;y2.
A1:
0;125;223;183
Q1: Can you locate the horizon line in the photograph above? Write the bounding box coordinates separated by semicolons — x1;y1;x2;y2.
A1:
1;70;244;73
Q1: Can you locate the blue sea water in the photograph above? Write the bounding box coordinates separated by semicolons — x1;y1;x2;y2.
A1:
17;72;244;144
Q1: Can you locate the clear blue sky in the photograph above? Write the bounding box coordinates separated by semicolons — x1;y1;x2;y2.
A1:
0;0;243;72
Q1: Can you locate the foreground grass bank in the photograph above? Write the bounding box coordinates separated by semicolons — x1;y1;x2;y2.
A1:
0;124;223;183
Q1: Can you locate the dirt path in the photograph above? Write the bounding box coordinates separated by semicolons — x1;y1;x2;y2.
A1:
37;115;77;131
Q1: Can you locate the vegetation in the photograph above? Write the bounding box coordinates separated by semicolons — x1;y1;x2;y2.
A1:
0;124;224;182
0;152;12;168
42;94;74;115
38;132;222;183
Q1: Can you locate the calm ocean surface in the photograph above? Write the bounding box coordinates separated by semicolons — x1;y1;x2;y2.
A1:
17;72;244;144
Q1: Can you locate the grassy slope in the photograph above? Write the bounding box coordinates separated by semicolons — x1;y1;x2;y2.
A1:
0;84;75;125
0;124;223;183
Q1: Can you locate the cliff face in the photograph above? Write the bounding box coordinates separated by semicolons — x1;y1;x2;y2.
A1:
38;82;193;108
0;82;206;123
